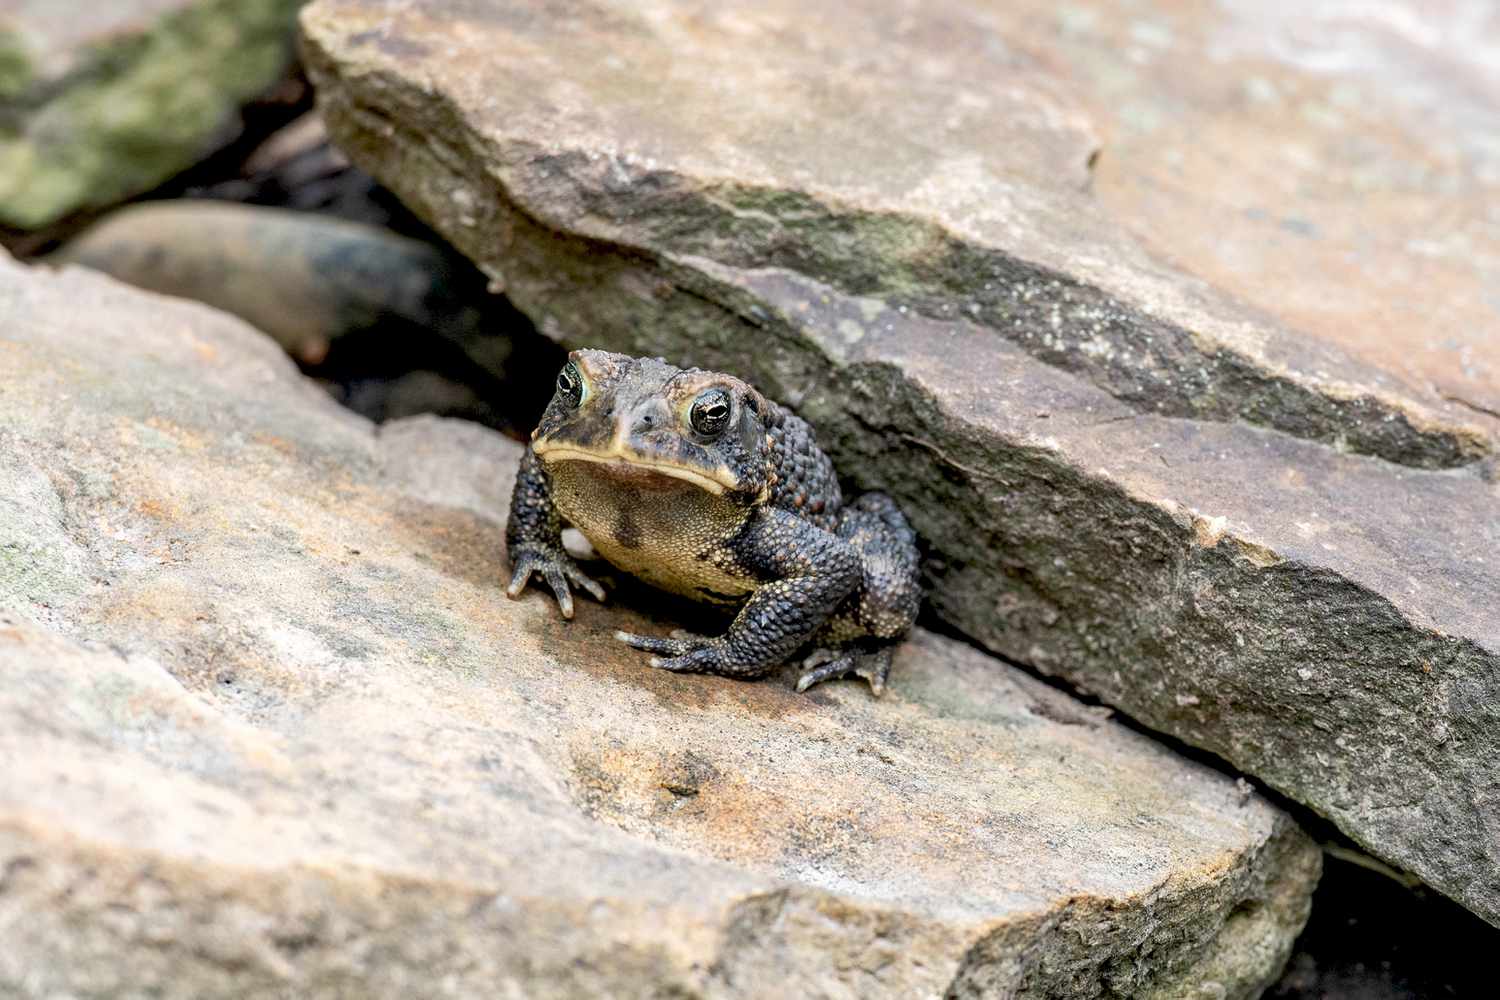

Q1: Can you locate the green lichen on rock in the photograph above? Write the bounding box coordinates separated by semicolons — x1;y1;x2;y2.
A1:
0;0;303;230
0;30;32;101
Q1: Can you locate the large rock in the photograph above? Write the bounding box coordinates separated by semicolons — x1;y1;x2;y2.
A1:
299;0;1500;925
0;255;1318;996
1075;3;1500;437
0;0;304;229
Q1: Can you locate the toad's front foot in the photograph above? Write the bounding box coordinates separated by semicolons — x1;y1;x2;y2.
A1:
506;544;605;619
796;644;894;696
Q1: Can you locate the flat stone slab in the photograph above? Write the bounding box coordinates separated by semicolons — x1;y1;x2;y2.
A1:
0;0;303;228
300;0;1500;925
1069;1;1500;440
301;0;1497;469
0;256;1316;998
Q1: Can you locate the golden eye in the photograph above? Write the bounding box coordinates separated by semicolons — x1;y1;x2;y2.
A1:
556;362;585;407
690;388;731;436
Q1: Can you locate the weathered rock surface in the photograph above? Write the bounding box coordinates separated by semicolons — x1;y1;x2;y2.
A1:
1074;2;1500;438
51;200;484;362
0;0;304;229
0;255;1318;996
50;199;563;435
300;0;1500;925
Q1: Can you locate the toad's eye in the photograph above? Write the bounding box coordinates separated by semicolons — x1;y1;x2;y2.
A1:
689;388;731;436
556;362;585;407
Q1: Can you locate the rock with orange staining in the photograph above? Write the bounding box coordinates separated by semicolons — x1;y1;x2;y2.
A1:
0;252;1316;998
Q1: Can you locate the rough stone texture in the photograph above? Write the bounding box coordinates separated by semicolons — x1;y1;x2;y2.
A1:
0;255;1318;997
1077;2;1500;438
0;0;304;229
299;0;1500;925
301;0;1500;470
47;198;564;436
51;200;485;362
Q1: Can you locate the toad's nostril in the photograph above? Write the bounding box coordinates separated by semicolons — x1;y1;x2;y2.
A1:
624;400;668;439
630;409;659;436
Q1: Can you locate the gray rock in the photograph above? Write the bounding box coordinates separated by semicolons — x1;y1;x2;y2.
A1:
299;0;1500;925
0;0;304;229
49;198;561;435
50;200;486;363
0;254;1317;997
188;111;423;229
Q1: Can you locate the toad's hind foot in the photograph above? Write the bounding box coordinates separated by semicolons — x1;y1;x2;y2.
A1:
796;644;894;696
615;630;747;676
614;629;711;658
616;629;732;673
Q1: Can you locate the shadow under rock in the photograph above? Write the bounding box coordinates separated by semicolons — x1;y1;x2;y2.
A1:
1269;853;1495;999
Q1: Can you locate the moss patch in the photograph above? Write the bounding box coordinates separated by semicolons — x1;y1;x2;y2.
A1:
0;0;303;229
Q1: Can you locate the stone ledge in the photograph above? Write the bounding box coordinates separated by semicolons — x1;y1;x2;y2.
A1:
0;255;1317;998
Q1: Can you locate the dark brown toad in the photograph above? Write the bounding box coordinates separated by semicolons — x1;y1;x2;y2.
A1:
505;349;920;693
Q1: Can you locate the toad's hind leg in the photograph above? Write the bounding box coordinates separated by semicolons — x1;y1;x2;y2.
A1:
797;492;921;694
796;643;894;694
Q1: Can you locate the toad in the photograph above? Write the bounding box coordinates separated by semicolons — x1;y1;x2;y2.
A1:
506;350;920;693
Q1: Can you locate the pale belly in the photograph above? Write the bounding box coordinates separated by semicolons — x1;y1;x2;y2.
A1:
546;460;756;604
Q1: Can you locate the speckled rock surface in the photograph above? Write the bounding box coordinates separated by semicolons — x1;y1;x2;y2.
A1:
1075;2;1500;440
0;0;303;229
0;255;1317;997
50;200;482;361
299;0;1500;926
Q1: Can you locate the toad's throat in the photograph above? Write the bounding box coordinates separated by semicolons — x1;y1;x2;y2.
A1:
536;446;733;494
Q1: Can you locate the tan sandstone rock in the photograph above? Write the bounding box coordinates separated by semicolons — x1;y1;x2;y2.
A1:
299;0;1500;926
0;255;1316;997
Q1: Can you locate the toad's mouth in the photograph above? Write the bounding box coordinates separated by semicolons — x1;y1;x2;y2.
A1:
536;446;735;495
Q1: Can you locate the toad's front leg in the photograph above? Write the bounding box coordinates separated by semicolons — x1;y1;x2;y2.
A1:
505;445;605;619
615;507;861;678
